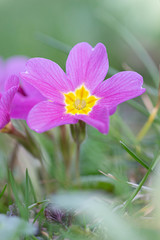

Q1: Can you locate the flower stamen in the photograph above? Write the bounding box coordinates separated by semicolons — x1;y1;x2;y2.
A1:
74;99;86;110
63;85;100;115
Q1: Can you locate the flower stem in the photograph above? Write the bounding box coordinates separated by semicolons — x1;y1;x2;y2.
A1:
1;122;42;160
70;121;86;182
123;152;160;210
75;124;80;181
59;125;71;184
75;137;80;180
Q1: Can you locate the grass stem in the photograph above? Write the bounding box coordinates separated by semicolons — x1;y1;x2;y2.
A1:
123;152;160;210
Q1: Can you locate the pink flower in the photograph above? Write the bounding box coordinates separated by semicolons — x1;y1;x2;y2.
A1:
21;42;145;134
0;56;45;120
0;75;19;129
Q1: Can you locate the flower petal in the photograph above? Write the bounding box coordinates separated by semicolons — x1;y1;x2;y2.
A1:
27;101;78;133
0;78;19;128
0;56;27;92
109;107;117;115
0;86;19;112
75;105;109;134
85;43;109;92
5;56;27;79
21;79;45;99
66;43;109;92
5;75;19;91
66;42;92;90
0;108;10;129
21;58;71;103
10;94;42;120
93;71;145;109
0;58;5;92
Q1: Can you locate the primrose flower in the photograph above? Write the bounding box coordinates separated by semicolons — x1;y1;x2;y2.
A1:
0;75;19;129
0;56;44;120
21;42;145;134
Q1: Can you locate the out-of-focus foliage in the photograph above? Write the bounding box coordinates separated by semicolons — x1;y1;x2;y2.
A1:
0;214;35;240
0;0;160;239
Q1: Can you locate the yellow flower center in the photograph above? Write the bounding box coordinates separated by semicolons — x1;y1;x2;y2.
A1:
63;85;100;115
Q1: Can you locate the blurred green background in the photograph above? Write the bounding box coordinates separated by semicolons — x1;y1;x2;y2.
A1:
0;0;160;177
0;0;159;76
0;1;160;239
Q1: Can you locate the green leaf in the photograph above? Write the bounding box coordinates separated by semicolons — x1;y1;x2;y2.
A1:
0;184;7;199
120;141;149;169
74;175;114;192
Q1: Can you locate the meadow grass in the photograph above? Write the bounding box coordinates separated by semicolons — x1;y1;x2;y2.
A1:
0;1;160;239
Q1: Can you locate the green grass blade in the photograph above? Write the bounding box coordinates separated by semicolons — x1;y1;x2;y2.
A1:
123;150;160;210
31;236;39;240
28;199;49;210
108;66;119;75
25;169;29;207
9;170;20;204
112;114;136;144
143;83;158;96
0;184;7;199
127;100;159;121
36;32;71;53
127;100;150;117
25;169;29;220
9;170;26;219
97;12;159;87
120;141;149;169
151;150;160;171
127;100;160;124
28;175;37;203
33;205;46;224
